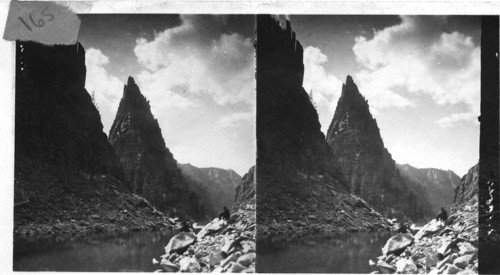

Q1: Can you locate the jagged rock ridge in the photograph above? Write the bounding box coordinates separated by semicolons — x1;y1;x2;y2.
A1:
179;163;242;215
397;164;461;214
109;78;207;220
454;164;479;205
256;15;391;236
326;76;431;220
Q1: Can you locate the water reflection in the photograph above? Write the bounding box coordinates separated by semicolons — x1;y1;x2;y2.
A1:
14;230;176;272
257;231;392;273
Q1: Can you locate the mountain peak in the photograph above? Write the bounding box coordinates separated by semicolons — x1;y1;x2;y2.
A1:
127;76;136;86
345;75;355;88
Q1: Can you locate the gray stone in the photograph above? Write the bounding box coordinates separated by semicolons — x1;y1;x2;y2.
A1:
237;253;256;267
197;218;226;239
160;259;179;272
453;254;473;269
382;233;414;256
165;232;197;255
221;251;242;268
445;264;463;274
209;251;223;267
395;258;417;274
179;257;201;272
426;252;440;269
376;260;396;274
241;240;256;254
228;262;246;273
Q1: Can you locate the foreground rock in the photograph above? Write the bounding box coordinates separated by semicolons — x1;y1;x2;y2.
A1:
153;205;256;273
370;201;478;274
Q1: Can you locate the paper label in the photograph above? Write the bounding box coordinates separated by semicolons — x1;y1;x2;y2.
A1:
3;1;80;45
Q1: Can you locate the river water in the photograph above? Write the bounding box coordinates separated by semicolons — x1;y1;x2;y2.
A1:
257;231;392;273
14;230;176;272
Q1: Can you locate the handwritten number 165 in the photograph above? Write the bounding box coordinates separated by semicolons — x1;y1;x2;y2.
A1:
18;7;54;32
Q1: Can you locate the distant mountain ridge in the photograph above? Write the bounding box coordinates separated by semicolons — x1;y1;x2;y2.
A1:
178;163;242;214
397;163;461;214
326;76;431;220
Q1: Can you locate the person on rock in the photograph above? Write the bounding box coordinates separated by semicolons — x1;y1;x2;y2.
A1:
180;220;193;232
218;206;230;221
397;223;408;233
436;207;448;222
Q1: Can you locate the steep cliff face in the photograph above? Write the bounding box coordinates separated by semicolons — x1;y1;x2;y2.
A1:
14;42;175;237
454;164;479;205
397;164;461;213
256;15;340;188
256;15;390;235
234;166;256;209
178;163;241;214
15;41;124;180
326;77;430;220
109;78;207;220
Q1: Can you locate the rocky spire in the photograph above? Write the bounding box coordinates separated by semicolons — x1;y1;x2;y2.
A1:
326;76;431;220
109;77;207;219
326;75;383;149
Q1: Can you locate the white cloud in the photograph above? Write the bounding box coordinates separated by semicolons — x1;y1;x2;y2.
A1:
133;15;255;109
436;112;478;128
85;48;122;134
218;111;254;127
303;46;343;133
352;16;480;126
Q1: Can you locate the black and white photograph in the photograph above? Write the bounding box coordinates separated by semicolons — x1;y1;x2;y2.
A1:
13;13;256;272
0;1;499;274
256;14;496;274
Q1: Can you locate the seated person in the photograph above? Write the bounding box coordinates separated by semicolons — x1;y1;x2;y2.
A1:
218;206;230;221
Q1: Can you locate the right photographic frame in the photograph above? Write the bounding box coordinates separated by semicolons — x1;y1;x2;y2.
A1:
255;14;499;274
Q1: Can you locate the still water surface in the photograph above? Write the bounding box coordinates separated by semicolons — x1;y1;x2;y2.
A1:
257;231;392;273
14;230;175;272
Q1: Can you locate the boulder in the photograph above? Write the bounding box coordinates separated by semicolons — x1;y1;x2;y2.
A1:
445;264;463;274
241;240;256;254
197;218;226;239
237;253;256;267
426;252;440;269
453;254;473;269
415;219;444;240
382;233;414;256
457;242;476;256
395;258;417;274
456;269;476;275
437;255;454;270
209;251;223;267
160;259;179;272
221;251;242;268
165;232;197;255
179;257;201;272
376;260;396;274
227;262;246;273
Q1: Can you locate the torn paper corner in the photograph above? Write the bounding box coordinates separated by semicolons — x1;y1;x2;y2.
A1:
3;1;81;45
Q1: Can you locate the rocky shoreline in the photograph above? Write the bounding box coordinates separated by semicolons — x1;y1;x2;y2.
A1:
15;167;181;239
153;205;256;273
370;201;478;274
258;174;394;238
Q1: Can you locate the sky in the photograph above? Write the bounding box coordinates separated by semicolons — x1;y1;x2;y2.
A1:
78;15;256;175
290;15;481;176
